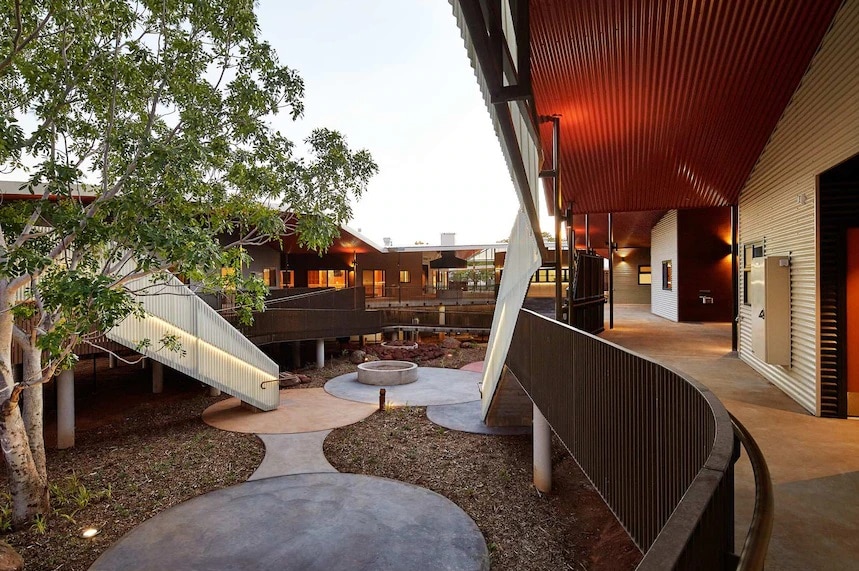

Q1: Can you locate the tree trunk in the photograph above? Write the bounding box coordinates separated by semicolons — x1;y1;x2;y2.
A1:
0;287;49;526
0;392;49;526
21;347;47;483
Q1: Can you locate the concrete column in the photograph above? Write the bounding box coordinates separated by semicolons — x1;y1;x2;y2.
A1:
292;342;301;369
209;386;221;397
108;354;117;368
152;361;164;394
316;339;325;369
533;403;552;493
57;370;75;449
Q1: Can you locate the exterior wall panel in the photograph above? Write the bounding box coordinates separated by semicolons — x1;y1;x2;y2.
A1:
613;248;651;305
651;211;678;322
738;0;859;415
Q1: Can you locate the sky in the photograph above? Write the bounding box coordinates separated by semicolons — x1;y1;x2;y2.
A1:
255;0;546;246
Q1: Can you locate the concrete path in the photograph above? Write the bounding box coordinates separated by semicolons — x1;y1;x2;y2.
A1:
90;473;489;571
427;400;531;435
601;305;859;571
202;388;376;434
325;367;482;406
95;366;505;570
249;431;337;480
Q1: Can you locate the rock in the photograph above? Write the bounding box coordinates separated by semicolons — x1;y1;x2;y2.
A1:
298;375;311;384
365;354;379;361
461;341;473;349
278;372;300;388
442;338;462;349
0;541;23;571
349;350;366;364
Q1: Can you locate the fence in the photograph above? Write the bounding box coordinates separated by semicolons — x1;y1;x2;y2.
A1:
506;309;738;569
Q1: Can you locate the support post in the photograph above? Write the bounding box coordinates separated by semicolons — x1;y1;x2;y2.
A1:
108;354;117;368
151;361;163;394
316;339;325;369
57;370;75;449
585;213;591;251
549;116;563;323
568;213;575;326
608;212;614;330
533;403;552;493
292;341;301;369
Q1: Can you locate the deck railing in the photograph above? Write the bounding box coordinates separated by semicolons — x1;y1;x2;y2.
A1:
506;309;738;569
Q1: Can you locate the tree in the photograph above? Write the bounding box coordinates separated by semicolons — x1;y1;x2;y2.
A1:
0;0;377;526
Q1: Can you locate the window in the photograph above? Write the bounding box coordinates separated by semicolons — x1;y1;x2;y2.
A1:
280;270;294;288
262;268;278;287
662;260;672;290
743;242;764;305
399;270;411;283
638;265;652;285
308;270;327;288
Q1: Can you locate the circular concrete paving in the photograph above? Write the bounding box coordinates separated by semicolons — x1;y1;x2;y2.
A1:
90;473;489;571
202;388;376;434
325;367;482;406
427;400;532;435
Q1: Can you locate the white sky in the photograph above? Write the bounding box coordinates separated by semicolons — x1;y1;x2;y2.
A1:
257;0;548;246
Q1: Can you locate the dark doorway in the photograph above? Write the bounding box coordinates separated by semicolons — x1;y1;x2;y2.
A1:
819;153;859;418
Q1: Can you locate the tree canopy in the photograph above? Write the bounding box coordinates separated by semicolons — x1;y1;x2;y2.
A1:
0;0;377;526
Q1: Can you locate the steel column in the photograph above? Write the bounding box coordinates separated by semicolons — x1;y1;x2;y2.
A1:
608;212;614;329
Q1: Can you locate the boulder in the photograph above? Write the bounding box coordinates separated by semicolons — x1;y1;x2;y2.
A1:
278;372;300;388
349;350;366;364
0;541;23;571
442;338;462;349
298;375;311;384
460;341;473;349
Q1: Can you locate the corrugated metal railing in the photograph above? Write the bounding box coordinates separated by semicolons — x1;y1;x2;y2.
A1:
107;274;280;411
506;309;738;569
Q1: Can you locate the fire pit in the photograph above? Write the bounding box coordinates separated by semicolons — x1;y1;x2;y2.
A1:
357;360;419;386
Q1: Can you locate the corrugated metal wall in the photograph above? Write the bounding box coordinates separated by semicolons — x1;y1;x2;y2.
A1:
738;0;859;415
651;211;678;322
614;248;651;305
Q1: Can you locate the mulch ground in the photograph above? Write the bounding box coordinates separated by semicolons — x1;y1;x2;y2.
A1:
1;340;641;570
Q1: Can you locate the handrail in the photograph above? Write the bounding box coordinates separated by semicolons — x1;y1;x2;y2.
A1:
730;413;774;571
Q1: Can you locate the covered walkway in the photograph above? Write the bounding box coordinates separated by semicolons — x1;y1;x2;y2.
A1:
601;305;859;571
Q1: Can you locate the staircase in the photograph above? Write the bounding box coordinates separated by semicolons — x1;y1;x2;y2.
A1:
106;274;281;411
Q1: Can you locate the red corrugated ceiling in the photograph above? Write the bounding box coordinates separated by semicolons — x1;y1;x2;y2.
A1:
531;0;842;214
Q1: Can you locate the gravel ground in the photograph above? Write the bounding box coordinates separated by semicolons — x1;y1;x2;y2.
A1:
1;341;640;570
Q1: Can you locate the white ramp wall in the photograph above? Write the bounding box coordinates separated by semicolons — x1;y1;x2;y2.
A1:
107;274;280;411
480;211;542;418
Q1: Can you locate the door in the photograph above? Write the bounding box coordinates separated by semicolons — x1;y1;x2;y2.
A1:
847;228;859;415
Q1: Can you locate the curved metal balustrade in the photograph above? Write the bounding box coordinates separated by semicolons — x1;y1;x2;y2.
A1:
506;309;747;569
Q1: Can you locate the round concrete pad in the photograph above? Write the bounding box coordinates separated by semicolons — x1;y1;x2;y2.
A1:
202;388;376;434
428;400;532;435
90;473;490;571
325;367;482;406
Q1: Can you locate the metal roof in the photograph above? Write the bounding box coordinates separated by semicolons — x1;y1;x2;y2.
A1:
530;0;843;215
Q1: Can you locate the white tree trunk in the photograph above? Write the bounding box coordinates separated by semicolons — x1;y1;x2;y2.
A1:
0;287;49;526
21;347;47;483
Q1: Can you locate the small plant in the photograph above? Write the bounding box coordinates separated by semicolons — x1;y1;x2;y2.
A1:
0;493;12;532
30;514;48;535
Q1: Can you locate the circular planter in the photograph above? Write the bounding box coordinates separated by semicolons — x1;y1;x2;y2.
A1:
357;360;419;386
